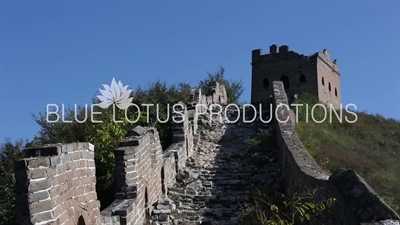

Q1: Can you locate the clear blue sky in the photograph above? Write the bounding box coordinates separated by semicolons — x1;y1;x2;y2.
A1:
1;1;399;143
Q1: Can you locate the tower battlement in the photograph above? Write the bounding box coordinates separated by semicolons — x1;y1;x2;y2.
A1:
251;44;342;109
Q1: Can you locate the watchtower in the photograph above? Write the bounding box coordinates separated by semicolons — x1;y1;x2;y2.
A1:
251;44;341;109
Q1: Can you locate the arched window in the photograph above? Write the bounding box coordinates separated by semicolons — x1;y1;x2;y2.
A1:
335;88;338;97
77;216;85;225
263;78;269;88
280;75;290;90
300;74;306;83
322;77;325;86
328;83;331;92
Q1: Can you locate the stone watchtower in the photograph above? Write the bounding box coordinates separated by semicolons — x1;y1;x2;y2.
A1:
251;44;342;109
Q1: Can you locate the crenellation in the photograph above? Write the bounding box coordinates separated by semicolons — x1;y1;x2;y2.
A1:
272;81;399;224
14;142;101;225
15;78;398;224
252;44;342;109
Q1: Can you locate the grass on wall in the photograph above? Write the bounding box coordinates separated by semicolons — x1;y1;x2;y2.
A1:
291;93;400;215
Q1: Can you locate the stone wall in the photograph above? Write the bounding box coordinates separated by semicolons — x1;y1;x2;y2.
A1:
101;126;164;225
14;143;101;225
272;81;399;224
100;82;227;224
251;44;341;109
13;76;400;225
13;81;227;225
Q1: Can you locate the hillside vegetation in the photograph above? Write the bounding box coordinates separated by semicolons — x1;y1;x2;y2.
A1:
291;93;400;215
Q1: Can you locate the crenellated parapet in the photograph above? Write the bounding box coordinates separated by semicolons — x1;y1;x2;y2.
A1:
99;81;227;225
251;44;342;109
272;81;399;224
14;143;101;225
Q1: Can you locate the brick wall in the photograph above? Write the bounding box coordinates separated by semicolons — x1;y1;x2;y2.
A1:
14;82;228;225
99;82;227;225
251;45;341;109
14;143;101;225
272;81;399;224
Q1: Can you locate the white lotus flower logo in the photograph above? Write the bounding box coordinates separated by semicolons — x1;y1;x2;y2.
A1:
96;78;133;110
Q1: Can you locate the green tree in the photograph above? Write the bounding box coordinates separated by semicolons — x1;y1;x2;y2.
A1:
131;80;191;149
199;65;244;104
0;138;25;225
29;79;192;208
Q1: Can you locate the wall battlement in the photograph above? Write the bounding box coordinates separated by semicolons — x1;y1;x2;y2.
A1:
14;143;101;225
251;44;341;109
272;81;399;224
15;82;227;225
13;49;399;224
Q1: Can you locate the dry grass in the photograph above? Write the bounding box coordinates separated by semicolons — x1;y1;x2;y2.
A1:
292;93;400;214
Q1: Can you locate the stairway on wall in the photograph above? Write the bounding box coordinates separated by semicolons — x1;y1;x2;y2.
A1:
151;107;282;225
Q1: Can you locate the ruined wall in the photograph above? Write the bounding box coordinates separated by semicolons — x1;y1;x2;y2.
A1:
251;44;341;109
100;126;164;225
14;81;227;225
98;81;227;225
272;81;399;224
316;49;342;109
14;143;101;225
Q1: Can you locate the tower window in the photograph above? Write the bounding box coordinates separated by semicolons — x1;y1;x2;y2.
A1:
335;88;337;97
300;74;306;83
322;77;325;86
263;78;269;88
329;82;331;92
280;75;290;90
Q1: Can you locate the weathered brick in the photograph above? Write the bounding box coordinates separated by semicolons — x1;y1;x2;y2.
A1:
77;160;86;168
58;210;69;224
83;150;94;160
87;168;95;177
71;152;80;160
56;164;66;175
53;193;66;206
29;199;54;214
70;178;79;188
27;158;51;169
30;211;54;223
46;167;56;178
57;174;66;184
62;154;72;164
50;156;61;167
53;204;63;217
49;185;60;198
65;171;74;181
28;190;49;203
62;143;76;153
60;183;68;194
27;168;47;179
28;178;52;193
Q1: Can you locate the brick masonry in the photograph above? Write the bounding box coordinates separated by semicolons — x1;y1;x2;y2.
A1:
272;81;399;224
14;62;399;224
15;82;227;225
251;44;341;109
14;143;101;225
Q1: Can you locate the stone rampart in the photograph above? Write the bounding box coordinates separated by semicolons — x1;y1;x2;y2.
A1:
14;81;228;225
272;80;399;224
14;143;101;225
